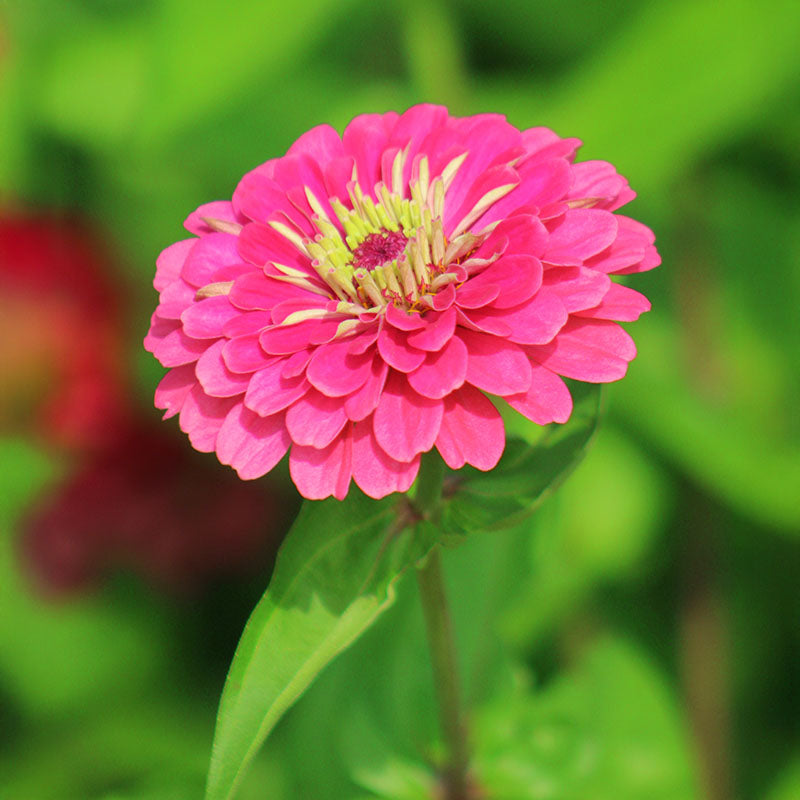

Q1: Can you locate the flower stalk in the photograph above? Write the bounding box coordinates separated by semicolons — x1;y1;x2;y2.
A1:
414;455;471;799
417;547;471;800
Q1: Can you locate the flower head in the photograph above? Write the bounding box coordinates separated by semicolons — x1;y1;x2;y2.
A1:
145;105;659;500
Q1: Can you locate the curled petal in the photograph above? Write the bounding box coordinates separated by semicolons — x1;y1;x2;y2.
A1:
529;318;636;382
285;389;349;448
244;364;309;416
435;384;505;471
459;329;532;395
195;340;251;397
504;363;573;424
344;358;388;421
179;386;237;453
377;324;426;372
543;209;618;265
373;372;443;462
407;337;467;399
155;364;196;420
575;282;651;321
290;430;354;501
352;418;420;499
217;404;290;479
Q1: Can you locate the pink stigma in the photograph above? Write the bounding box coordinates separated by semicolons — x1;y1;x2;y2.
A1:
351;230;408;269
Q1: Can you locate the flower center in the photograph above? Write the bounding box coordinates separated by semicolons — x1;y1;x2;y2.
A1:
265;148;515;322
352;230;408;270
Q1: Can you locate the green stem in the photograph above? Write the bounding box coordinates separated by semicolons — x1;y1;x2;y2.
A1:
417;546;471;799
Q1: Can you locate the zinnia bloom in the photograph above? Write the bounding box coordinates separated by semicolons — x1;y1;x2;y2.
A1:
144;105;659;500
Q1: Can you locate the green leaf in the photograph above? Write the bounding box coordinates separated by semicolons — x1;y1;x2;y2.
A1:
474;638;698;799
443;382;602;533
205;491;437;800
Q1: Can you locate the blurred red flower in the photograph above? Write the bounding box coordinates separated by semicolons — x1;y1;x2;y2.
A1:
1;208;296;595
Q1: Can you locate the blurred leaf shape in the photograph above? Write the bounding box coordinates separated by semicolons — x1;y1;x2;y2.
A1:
500;426;670;648
613;317;800;531
473;637;698;800
475;0;800;192
0;439;168;717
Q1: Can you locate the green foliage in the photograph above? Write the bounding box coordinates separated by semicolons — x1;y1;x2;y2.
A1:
443;383;602;534
205;492;436;800
1;0;799;797
473;638;698;800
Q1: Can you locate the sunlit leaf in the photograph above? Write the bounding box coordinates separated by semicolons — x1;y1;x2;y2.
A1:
205;491;437;800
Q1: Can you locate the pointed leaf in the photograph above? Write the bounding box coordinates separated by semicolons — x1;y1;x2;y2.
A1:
205;491;437;800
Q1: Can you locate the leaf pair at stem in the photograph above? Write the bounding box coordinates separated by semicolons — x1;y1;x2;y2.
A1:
206;383;602;800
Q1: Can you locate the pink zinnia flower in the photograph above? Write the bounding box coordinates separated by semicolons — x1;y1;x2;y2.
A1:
144;105;659;500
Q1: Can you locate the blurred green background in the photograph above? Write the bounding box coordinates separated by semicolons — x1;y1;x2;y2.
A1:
0;0;798;798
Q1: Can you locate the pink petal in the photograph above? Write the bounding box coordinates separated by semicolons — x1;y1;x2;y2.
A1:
228;270;312;311
342;112;398;194
486;214;548;260
615;244;660;275
222;310;271;338
446;164;520;235
222;334;274;374
195;340;251;397
477;157;571;229
232;166;314;235
542;266;611;312
529;318;636;382
179;385;236;453
467;289;568;346
377;324;426;372
543;209;619;265
244;363;309;416
467;254;543;310
150;325;208;367
154;364;197;420
406;307;457;351
181;232;241;288
521;127;581;162
306;339;374;397
184;201;243;236
431;283;457;311
567;160;635;211
155;277;196;320
289;430;354;501
344;358;388;421
352;418;420;499
285;389;349;448
407;337;467;399
237;221;312;273
457;308;512;338
217;404;290;480
389;104;449;167
385;302;426;331
444;118;522;216
271;295;332;324
455;278;500;309
574;282;651;321
155;239;195;291
259;318;339;355
281;349;313;377
286;123;345;167
181;296;239;339
460;329;532;395
435;384;505;471
504;363;573;424
373;372;443;462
